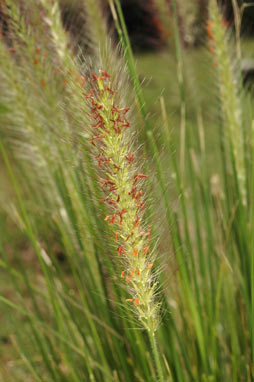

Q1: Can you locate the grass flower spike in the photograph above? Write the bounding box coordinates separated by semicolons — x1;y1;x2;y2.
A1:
85;70;160;334
208;0;246;206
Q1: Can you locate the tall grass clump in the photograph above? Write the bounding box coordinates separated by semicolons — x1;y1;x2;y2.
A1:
1;0;254;381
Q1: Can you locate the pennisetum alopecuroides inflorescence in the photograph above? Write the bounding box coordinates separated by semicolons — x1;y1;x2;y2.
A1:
84;69;165;381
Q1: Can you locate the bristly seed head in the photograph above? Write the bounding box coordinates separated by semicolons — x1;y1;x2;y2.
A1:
85;70;160;332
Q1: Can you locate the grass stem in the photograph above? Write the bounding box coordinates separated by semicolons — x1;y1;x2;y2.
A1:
148;329;165;382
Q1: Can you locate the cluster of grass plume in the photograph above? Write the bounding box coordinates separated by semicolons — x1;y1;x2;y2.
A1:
1;0;254;381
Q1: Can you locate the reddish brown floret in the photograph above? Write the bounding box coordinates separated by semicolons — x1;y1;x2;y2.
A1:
92;73;99;81
134;298;141;305
99;197;109;202
108;199;118;208
119;209;127;224
85;89;94;98
113;164;121;171
126;152;134;164
135;191;143;200
106;86;114;94
93;120;104;129
100;178;115;187
100;70;111;78
118;246;126;256
109;215;116;225
133;174;148;186
129;186;137;199
133;215;140;229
